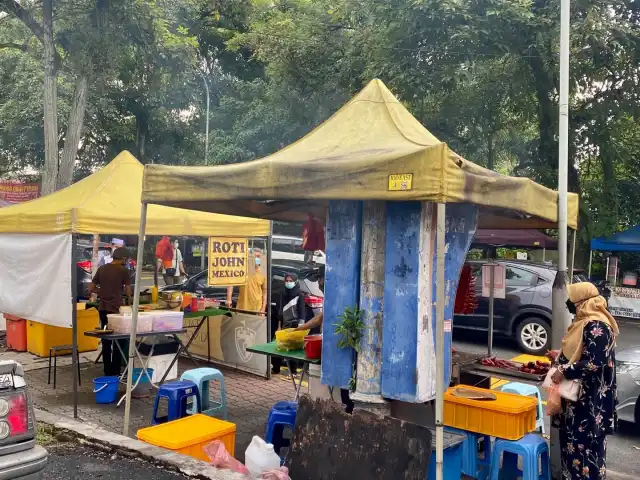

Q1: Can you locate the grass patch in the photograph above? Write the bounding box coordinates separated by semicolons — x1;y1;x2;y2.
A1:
36;424;56;446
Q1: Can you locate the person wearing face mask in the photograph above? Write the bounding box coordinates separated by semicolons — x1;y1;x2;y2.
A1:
270;273;306;374
226;249;267;314
550;282;619;480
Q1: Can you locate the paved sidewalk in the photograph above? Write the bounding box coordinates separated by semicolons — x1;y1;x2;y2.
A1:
26;356;291;460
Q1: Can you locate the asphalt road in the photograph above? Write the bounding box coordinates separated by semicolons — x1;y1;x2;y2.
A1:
453;317;640;477
43;443;187;479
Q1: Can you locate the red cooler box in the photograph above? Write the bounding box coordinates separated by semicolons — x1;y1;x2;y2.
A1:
5;315;27;352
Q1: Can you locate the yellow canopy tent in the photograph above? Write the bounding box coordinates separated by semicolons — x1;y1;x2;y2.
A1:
0;151;269;236
141;79;579;229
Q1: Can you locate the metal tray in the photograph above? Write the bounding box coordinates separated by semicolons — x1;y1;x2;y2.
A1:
465;363;546;382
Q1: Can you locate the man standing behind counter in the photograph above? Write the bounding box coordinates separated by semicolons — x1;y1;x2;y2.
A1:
225;248;267;315
89;247;132;376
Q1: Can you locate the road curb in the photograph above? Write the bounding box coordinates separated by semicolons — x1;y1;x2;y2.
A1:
608;471;639;480
35;409;246;480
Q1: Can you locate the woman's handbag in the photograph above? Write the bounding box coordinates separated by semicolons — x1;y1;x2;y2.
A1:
542;366;581;402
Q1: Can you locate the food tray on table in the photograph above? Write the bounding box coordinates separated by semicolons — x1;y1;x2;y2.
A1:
467;357;550;382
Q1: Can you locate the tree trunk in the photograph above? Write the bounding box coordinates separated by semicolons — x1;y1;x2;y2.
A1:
41;0;58;195
57;75;89;189
487;134;494;170
136;114;149;161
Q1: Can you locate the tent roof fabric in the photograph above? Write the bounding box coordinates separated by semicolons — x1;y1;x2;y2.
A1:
0;152;270;236
473;229;558;249
141;79;579;230
591;225;640;252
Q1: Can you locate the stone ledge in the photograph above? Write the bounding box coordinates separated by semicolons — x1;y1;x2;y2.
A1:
35;408;247;480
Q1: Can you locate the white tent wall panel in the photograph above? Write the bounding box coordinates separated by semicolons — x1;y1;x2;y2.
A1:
0;233;73;327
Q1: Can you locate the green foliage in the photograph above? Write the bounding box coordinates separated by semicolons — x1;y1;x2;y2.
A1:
335;306;366;353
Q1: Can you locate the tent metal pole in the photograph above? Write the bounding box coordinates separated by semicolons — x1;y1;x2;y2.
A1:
123;202;148;437
71;233;79;419
569;229;577;282
435;202;446;480
266;225;273;380
588;250;593;278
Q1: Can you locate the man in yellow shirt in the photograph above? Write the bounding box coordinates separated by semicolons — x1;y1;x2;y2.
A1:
226;249;267;314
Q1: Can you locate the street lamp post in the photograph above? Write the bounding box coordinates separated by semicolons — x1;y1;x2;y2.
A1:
198;71;210;272
551;0;571;476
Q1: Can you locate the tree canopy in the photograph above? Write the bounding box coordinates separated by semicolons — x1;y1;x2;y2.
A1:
1;0;640;264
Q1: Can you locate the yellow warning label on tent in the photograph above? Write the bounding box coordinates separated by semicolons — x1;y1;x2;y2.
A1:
388;174;413;191
208;237;248;286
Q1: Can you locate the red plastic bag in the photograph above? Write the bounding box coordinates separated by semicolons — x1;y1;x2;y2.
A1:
546;384;562;415
260;467;291;480
203;440;250;476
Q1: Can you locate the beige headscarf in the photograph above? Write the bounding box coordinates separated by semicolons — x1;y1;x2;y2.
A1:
561;282;619;363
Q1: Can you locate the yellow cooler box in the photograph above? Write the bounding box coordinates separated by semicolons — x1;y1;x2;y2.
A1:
27;307;100;357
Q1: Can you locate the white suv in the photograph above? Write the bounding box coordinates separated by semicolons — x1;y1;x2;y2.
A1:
271;235;325;264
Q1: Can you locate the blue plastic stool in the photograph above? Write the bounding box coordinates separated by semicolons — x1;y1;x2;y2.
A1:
501;382;545;433
489;433;550;480
265;401;297;458
445;427;492;480
180;368;227;419
152;381;200;425
427;428;465;480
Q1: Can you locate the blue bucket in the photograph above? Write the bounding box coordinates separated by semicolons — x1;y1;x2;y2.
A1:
93;376;119;404
131;368;154;398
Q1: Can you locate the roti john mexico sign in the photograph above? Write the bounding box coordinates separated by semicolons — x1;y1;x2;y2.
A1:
208;237;248;286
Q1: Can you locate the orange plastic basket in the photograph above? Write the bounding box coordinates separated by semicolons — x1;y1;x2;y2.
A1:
444;385;537;440
137;414;236;461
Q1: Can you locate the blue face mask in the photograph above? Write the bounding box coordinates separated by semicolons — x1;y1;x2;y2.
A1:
285;281;295;289
255;258;261;266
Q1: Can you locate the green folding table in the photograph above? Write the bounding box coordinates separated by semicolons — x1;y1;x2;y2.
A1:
247;341;321;400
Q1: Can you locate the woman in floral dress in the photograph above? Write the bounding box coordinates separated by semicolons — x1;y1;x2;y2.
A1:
551;282;618;480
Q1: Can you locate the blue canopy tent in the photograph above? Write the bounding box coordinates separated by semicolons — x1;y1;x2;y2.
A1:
589;225;640;277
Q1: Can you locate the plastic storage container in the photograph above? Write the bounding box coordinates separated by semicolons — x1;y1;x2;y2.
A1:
93;376;120;404
107;313;153;334
5;315;27;352
444;385;537;440
27;308;100;357
152;311;184;331
136;354;178;383
245;436;281;479
137;414;236;461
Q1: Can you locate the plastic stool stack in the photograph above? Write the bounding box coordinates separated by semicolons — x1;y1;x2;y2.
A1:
489;433;550;480
152;381;201;425
180;368;227;419
500;382;545;433
265;401;297;458
445;427;492;480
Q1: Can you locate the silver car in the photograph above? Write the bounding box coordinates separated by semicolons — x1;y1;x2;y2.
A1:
616;346;640;424
0;360;47;479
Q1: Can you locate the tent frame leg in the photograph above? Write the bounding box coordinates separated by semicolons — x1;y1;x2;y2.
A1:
435;203;446;480
123;202;148;437
71;233;79;419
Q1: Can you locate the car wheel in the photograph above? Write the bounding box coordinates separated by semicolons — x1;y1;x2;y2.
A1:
635;397;640;425
516;317;551;355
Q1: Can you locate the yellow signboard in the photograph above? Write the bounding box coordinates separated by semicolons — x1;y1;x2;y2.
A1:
208;237;248;286
388;173;413;191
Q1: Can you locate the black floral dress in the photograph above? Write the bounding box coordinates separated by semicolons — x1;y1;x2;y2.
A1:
551;320;617;480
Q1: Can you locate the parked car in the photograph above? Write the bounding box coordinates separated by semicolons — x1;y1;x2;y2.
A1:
159;260;324;322
76;241;136;300
0;360;48;479
616;346;640;424
271;235;325;265
454;260;590;355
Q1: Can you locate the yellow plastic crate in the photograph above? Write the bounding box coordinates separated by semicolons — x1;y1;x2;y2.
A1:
26;307;100;357
137;414;236;461
444;385;537;440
